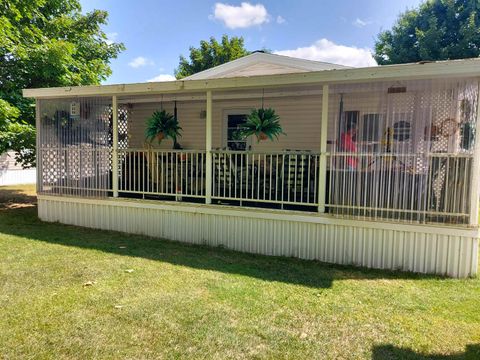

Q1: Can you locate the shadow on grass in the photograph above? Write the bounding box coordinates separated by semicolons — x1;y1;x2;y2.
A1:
372;344;480;360
0;188;36;209
0;190;444;289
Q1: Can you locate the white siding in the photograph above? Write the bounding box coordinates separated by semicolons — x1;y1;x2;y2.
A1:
38;195;479;278
128;101;206;149
0;151;36;186
0;169;36;186
128;94;323;152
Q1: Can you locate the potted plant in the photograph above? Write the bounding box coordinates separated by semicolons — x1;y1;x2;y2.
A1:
239;108;285;142
145;109;182;146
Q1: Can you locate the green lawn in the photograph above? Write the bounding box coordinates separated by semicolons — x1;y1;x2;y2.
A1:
0;185;479;359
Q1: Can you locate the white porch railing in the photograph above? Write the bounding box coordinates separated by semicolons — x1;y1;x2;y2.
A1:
211;150;320;206
326;152;472;224
37;146;473;225
115;149;321;206
117;149;206;198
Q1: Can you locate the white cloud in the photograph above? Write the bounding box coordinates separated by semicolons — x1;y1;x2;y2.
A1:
274;38;377;68
276;15;286;24
105;32;118;45
353;18;372;28
212;2;269;29
128;56;154;68
147;74;176;82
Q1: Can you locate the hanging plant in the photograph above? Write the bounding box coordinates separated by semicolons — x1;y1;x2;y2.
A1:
145;110;182;144
239;107;285;142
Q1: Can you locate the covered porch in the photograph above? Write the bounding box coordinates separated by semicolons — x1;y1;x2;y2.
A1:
36;77;479;226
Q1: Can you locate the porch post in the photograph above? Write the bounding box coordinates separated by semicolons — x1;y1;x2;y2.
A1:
112;95;119;198
35;99;41;194
469;82;480;225
317;84;329;213
205;90;213;204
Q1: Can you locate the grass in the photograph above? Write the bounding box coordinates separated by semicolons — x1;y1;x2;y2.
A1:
0;185;479;359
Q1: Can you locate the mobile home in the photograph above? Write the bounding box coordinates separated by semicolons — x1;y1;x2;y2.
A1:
24;53;480;277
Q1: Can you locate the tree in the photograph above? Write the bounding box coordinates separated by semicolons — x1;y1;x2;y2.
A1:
374;0;480;65
175;35;250;79
0;0;124;167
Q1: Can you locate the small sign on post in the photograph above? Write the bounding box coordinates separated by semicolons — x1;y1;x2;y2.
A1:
70;101;80;118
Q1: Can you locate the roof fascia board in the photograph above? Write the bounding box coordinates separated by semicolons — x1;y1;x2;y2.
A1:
23;59;480;99
118;88;325;104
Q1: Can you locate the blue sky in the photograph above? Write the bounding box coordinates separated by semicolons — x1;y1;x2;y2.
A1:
80;0;423;84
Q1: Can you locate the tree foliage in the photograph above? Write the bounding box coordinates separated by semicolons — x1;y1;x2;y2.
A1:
175;35;250;79
374;0;480;65
0;0;124;167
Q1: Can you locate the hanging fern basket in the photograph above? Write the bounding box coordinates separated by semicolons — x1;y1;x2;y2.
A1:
257;132;268;141
145;109;182;146
238;107;285;143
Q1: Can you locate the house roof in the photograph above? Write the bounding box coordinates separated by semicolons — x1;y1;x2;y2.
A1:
23;58;480;99
182;52;351;80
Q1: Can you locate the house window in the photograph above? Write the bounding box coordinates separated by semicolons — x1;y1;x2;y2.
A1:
225;114;249;150
361;113;382;142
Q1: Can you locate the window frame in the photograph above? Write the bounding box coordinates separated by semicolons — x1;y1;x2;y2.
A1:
222;108;253;151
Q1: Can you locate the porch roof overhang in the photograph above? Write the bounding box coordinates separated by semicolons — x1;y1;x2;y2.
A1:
23;58;480;99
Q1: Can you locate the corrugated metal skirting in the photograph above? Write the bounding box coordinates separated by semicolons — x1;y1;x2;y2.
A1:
38;196;478;278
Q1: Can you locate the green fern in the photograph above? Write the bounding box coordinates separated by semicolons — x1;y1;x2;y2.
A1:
145;110;182;144
238;108;285;142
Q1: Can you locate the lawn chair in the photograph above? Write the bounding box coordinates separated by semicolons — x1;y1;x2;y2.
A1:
283;151;311;203
213;152;233;198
